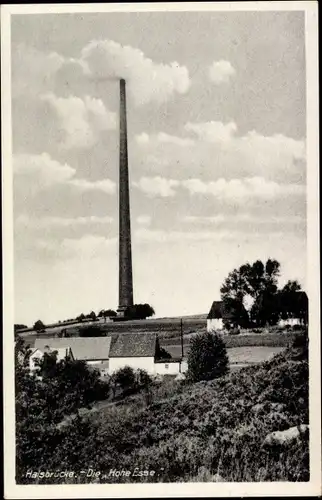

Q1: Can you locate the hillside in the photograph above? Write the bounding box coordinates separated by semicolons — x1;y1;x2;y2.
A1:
86;336;309;483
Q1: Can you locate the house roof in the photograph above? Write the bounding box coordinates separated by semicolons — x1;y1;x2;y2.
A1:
207;300;238;320
207;301;224;319
34;337;111;361
109;333;157;358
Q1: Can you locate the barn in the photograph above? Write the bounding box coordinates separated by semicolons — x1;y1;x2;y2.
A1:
109;333;157;374
34;337;112;373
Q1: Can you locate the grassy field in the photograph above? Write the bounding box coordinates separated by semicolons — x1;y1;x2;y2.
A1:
165;344;284;363
20;317;206;342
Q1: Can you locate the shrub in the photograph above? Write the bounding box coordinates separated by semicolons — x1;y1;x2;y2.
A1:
114;366;136;393
78;325;104;337
187;332;229;382
33;319;45;332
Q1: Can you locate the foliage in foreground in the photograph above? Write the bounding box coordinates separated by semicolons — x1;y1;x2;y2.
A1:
15;334;309;484
187;332;229;382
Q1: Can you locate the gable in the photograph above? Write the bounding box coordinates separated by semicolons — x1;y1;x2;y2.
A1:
207;301;223;319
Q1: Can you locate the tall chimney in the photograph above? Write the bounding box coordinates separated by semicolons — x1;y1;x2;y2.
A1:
118;79;133;314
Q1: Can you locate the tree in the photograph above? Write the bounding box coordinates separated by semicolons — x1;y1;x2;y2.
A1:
125;303;155;320
89;311;97;321
15;338;107;483
136;369;152;389
33;319;46;332
76;313;85;322
221;259;281;328
104;309;117;318
221;298;249;330
114;366;136;393
187;332;229;382
277;281;308;325
98;309;117;322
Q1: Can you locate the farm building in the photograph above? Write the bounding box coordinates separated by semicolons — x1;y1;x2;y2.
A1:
108;333;185;375
34;337;112;374
207;301;225;332
154;357;184;375
109;332;157;374
29;346;74;372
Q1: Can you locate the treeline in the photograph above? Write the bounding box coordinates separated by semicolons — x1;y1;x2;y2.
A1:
22;303;156;334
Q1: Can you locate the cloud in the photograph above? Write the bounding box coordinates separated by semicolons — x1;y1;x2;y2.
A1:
14;153;116;195
81;39;191;106
12;44;89;100
133;124;306;185
136;215;152;226
156;132;194;147
61;234;117;257
182;177;305;201
181;213;306;225
134;227;285;244
208;60;236;84
69;178;115;194
40;93;117;149
131;174;304;202
16;214;114;229
12;44;65;98
33;234;117;260
135;132;194;147
184;121;237;143
133;176;180;198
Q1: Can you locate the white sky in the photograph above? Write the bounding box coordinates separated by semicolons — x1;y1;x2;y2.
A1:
11;11;307;326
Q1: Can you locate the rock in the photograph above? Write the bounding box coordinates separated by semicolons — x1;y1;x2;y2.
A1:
263;424;309;447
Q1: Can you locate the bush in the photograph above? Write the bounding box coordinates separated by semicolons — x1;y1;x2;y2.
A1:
33;319;45;332
114;366;136;393
79;325;104;337
187;332;229;382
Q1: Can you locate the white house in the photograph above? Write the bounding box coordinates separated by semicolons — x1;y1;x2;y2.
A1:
34;337;112;374
207;301;224;332
278;318;301;327
29;346;74;372
154;357;185;375
109;333;157;374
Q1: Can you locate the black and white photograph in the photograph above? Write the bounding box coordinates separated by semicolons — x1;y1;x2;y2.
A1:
2;2;320;498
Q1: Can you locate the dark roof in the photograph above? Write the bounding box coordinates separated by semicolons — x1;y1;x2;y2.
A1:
207;301;224;319
207;300;238;320
109;333;157;358
34;337;111;361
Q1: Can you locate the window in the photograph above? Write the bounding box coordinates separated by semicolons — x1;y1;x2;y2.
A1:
165;364;169;369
